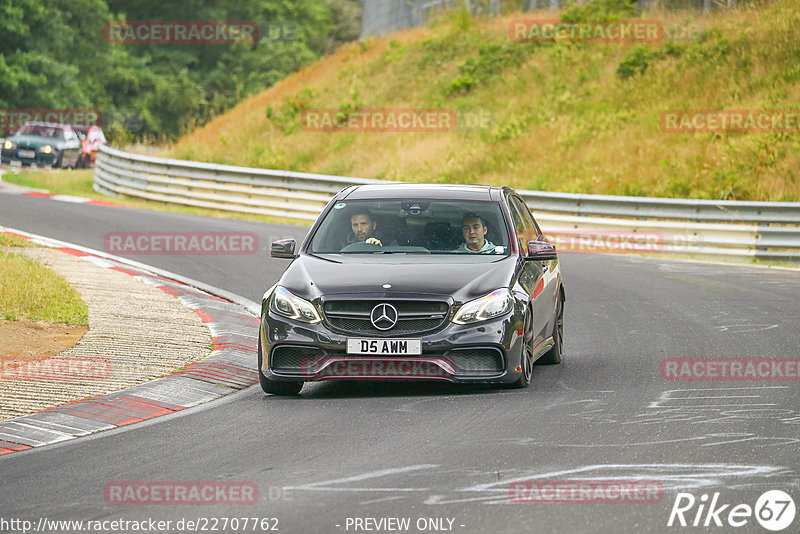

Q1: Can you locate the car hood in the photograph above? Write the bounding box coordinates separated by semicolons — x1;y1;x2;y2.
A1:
278;253;517;303
9;134;60;147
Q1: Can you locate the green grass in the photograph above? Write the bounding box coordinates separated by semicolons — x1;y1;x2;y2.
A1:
170;0;800;201
0;250;89;324
3;168;96;196
0;234;34;247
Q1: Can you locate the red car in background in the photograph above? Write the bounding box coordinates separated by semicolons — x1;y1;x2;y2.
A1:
72;125;107;168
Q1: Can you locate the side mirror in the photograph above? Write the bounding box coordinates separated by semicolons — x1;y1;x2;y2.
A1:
525;240;557;261
271;239;296;259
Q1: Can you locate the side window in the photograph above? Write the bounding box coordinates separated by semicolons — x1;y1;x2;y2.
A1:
515;196;542;238
509;197;535;247
508;201;529;253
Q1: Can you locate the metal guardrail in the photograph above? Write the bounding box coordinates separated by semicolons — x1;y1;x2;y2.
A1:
95;145;800;264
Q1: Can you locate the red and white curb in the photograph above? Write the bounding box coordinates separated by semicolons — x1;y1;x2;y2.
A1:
21;191;124;207
0;229;260;456
0;175;124;207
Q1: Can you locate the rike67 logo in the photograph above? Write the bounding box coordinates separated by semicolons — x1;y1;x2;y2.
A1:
668;490;796;531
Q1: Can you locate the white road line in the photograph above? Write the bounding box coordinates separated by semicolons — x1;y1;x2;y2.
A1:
285;464;438;492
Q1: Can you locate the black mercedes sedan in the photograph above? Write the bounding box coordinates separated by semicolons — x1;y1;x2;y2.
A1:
259;184;565;395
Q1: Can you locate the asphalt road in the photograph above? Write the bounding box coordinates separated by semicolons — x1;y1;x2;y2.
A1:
1;192;799;534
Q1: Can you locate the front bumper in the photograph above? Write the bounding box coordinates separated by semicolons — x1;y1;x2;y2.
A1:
1;148;57;166
260;310;525;384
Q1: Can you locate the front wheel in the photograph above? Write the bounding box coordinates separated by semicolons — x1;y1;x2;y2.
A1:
258;335;303;395
509;308;534;388
538;294;563;365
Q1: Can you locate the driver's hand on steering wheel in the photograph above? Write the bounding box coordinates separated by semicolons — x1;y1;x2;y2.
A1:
365;237;383;246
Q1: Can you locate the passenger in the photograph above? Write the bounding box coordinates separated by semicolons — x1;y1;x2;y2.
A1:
453;213;495;253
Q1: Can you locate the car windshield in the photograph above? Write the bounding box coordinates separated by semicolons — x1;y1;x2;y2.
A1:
17;124;65;139
308;199;510;256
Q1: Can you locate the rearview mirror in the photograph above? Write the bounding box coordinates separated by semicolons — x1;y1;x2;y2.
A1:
271;239;296;259
525;240;557;261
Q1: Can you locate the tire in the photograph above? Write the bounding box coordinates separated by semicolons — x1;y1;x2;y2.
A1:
66;152;79;170
54;153;63;169
258;335;303;395
509;308;534;388
538;293;563;365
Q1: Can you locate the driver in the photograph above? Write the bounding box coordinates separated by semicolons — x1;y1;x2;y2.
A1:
348;210;385;246
453;213;495;253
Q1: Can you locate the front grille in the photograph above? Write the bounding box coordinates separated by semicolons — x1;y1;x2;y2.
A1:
447;349;504;375
271;346;322;371
323;300;449;337
328;317;443;336
324;301;447;314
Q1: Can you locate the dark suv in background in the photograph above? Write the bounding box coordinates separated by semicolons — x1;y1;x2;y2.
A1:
1;121;82;168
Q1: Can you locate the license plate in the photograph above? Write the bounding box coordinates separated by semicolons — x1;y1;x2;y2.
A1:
347;338;422;355
18;150;35;159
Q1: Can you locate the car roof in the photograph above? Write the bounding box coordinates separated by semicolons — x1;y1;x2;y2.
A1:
340;183;508;201
20;121;72;130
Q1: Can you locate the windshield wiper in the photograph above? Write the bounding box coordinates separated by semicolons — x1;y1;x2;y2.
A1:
357;250;432;254
307;253;342;263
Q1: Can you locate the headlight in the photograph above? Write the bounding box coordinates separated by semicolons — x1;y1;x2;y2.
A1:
270;286;321;323
452;288;514;325
3;140;13;150
40;145;53;154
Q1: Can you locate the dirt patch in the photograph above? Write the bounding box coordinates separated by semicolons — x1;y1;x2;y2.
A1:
0;319;88;371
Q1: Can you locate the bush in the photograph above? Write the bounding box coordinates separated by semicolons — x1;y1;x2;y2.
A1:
561;0;638;23
448;43;533;94
617;45;651;79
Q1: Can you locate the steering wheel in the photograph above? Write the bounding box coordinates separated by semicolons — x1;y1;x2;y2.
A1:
339;241;384;252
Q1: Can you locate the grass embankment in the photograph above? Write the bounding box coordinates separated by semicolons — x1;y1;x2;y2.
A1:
171;1;800;201
3;168;96;197
0;235;88;325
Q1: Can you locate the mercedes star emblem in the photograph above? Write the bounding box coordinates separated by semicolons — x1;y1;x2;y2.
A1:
370;303;398;330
